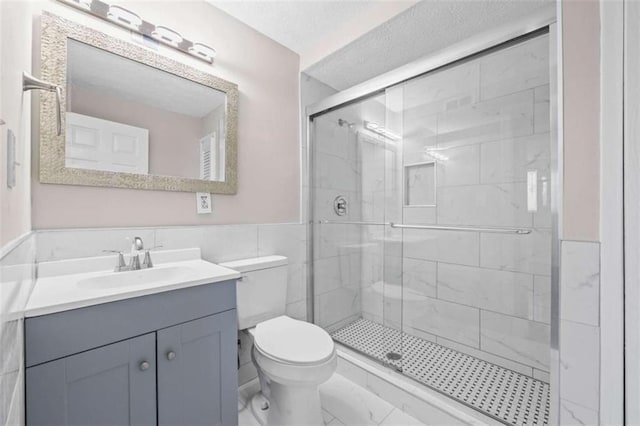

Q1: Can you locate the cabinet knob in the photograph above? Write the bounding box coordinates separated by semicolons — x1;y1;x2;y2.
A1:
166;351;176;361
139;361;150;371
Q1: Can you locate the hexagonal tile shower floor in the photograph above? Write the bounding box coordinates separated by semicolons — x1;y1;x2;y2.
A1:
332;318;550;426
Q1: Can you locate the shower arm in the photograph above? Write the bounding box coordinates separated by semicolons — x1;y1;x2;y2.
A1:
23;72;62;136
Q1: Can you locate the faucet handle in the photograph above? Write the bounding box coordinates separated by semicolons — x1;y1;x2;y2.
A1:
103;250;126;272
142;245;163;268
141;245;163;269
142;250;153;269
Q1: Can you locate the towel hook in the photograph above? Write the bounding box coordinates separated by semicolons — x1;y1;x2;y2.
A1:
23;72;62;136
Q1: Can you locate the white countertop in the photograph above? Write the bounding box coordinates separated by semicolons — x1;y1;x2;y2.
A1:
25;248;240;317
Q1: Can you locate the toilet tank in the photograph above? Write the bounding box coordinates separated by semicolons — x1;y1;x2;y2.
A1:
219;256;288;330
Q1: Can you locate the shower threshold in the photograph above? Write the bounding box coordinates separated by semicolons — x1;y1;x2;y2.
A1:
332;318;550;426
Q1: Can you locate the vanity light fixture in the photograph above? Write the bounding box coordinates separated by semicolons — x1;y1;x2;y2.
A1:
364;120;400;141
56;0;217;64
151;26;183;47
106;5;142;30
189;43;217;62
59;0;93;10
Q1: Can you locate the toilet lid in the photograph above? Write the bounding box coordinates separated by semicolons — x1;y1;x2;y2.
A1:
253;316;335;364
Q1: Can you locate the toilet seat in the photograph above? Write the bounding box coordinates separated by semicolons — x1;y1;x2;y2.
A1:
252;316;335;365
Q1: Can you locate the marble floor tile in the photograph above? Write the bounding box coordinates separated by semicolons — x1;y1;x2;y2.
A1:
238;406;261;426
320;374;396;425
323;409;336;424
238;374;425;426
379;408;426;426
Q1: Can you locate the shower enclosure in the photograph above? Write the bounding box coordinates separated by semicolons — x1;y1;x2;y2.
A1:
309;24;555;426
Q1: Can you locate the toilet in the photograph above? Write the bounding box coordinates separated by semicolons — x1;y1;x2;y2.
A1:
220;256;337;426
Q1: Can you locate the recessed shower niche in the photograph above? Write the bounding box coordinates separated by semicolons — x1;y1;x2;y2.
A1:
404;162;436;206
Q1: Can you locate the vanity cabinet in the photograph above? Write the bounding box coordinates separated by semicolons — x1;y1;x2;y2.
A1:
25;281;238;426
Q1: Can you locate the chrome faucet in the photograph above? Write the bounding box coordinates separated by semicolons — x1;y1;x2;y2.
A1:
105;237;161;272
129;236;144;270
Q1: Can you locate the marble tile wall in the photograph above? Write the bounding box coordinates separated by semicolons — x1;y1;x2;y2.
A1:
35;222;307;386
558;240;601;425
354;35;552;378
0;233;36;426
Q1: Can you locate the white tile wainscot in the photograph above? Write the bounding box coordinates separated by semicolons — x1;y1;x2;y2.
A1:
560;241;600;326
557;240;602;424
0;233;36;426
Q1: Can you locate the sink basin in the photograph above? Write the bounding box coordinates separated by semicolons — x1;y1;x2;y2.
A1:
77;265;197;290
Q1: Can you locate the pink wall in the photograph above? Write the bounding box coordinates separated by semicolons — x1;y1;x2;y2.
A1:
562;0;601;241
31;1;300;229
68;85;202;179
0;1;33;246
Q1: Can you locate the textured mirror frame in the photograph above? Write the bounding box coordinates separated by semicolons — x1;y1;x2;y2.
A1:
39;12;238;193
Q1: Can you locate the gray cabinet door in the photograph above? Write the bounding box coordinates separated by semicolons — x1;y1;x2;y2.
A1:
157;310;238;426
26;333;156;426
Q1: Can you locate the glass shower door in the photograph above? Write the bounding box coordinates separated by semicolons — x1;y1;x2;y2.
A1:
311;92;406;370
397;33;552;424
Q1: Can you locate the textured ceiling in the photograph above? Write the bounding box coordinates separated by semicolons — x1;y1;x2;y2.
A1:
305;0;553;90
207;0;418;68
68;40;225;118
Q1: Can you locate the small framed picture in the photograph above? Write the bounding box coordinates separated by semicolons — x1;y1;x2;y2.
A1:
196;192;212;214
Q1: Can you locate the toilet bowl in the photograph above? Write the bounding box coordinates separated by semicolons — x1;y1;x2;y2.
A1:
249;315;336;426
219;256;337;426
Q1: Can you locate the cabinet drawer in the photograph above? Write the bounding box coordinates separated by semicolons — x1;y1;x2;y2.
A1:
26;280;236;367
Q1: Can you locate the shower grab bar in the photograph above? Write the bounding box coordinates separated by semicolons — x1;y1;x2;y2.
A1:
319;220;388;226
389;223;532;234
319;220;532;234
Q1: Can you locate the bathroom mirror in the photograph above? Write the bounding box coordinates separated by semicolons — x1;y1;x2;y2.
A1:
38;13;238;193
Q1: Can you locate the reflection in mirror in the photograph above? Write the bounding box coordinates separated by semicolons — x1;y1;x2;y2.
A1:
65;39;227;182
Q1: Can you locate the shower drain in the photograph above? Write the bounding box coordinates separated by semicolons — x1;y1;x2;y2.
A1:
332;318;550;426
386;352;402;361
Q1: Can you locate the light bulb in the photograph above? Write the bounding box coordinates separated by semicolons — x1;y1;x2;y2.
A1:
188;43;217;62
107;5;142;30
151;26;183;47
